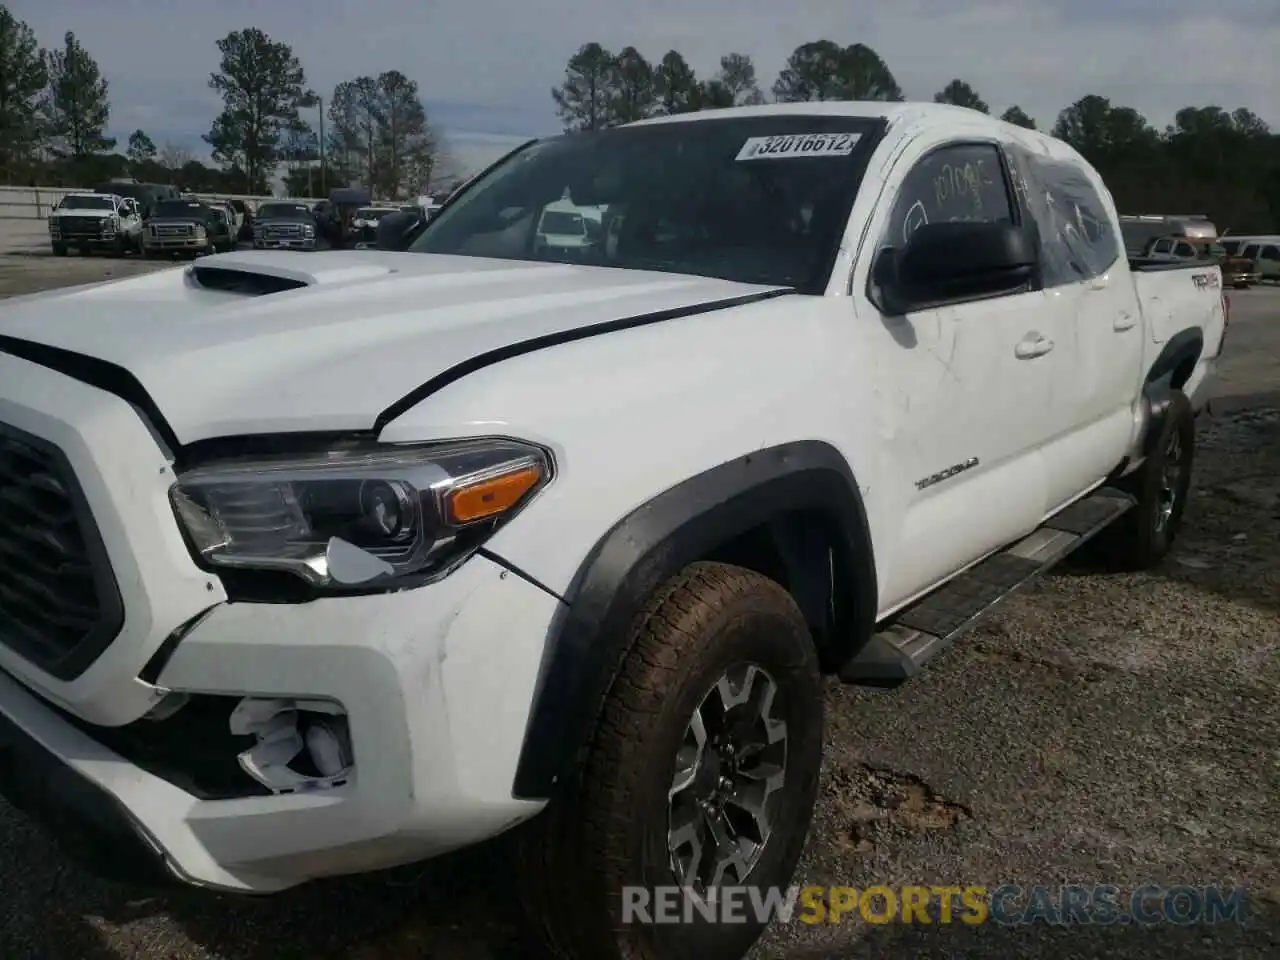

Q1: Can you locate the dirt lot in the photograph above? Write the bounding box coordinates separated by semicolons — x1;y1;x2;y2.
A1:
0;258;1277;959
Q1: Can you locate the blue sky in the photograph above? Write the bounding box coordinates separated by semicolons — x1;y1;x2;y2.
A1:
9;0;1279;178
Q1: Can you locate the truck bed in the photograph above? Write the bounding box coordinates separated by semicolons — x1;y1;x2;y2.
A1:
1128;259;1227;408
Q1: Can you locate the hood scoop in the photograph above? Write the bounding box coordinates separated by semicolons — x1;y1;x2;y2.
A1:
188;267;309;296
186;257;397;297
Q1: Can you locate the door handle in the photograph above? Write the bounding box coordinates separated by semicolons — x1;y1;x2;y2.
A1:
1014;333;1054;359
1114;311;1136;331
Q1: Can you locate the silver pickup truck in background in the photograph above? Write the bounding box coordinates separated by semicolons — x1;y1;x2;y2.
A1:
47;193;143;257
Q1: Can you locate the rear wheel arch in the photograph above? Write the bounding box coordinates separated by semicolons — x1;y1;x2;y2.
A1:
509;440;878;801
1146;328;1203;389
1142;328;1203;456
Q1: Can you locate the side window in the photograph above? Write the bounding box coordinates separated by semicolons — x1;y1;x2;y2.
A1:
1262;245;1279;261
1173;242;1194;258
883;142;1013;249
1005;146;1121;286
1151;239;1173;255
1241;244;1258;259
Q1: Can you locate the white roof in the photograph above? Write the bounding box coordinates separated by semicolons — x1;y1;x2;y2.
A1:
625;100;1071;161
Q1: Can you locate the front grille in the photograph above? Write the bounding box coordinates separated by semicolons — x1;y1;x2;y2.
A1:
58;220;104;238
0;423;123;679
154;223;194;238
264;223;303;239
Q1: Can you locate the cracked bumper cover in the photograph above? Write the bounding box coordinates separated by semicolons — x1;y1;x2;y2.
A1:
0;555;558;892
0;554;560;893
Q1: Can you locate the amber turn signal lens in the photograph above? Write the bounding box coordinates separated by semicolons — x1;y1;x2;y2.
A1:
445;465;543;524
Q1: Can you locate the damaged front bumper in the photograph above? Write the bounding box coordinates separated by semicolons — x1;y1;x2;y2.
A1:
0;557;558;893
0;353;558;893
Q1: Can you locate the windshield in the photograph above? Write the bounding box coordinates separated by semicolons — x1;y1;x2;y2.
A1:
258;203;312;221
58;195;114;211
409;115;882;291
152;200;208;218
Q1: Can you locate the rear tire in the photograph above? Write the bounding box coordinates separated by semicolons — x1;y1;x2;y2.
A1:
516;561;823;960
1096;390;1195;570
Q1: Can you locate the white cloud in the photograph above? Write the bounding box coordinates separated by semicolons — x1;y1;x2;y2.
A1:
13;0;1278;173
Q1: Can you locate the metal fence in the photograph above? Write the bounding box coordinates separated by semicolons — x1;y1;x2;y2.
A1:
0;185;329;221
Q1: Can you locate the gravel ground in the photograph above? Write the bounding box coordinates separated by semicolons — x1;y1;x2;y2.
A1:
0;263;1277;959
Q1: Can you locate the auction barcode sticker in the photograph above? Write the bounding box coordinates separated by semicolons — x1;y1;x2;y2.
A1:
736;132;862;161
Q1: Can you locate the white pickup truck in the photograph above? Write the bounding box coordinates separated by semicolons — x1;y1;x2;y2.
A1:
0;103;1227;960
47;192;143;256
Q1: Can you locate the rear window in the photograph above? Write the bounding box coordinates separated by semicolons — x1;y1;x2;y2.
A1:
540;210;586;234
1119;221;1168;256
1185;240;1226;259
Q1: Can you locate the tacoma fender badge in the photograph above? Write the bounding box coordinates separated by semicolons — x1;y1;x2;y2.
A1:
915;457;979;490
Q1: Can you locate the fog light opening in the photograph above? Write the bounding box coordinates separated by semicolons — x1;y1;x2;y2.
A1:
229;697;354;794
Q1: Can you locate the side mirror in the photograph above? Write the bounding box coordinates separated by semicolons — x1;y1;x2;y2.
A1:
874;221;1036;314
375;209;425;251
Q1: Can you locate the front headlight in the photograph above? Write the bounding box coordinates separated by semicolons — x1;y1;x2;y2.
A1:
195;225;207;237
170;439;552;591
100;217;111;228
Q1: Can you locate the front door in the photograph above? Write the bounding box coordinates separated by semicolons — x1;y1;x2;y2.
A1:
855;136;1054;610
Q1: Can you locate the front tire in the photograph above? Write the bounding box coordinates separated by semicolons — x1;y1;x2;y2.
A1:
518;561;823;960
1097;389;1195;569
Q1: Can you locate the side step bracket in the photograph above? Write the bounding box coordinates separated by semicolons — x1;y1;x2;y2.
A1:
839;487;1136;686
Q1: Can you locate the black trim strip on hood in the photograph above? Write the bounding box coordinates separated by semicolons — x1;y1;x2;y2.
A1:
0;336;182;456
373;287;794;432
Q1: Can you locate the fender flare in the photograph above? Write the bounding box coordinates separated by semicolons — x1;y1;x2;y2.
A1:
1142;328;1202;456
509;440;877;800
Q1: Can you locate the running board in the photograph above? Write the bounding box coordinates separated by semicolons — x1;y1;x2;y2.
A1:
839;487;1136;686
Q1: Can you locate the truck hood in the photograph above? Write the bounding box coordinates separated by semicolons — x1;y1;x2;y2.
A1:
0;250;784;446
